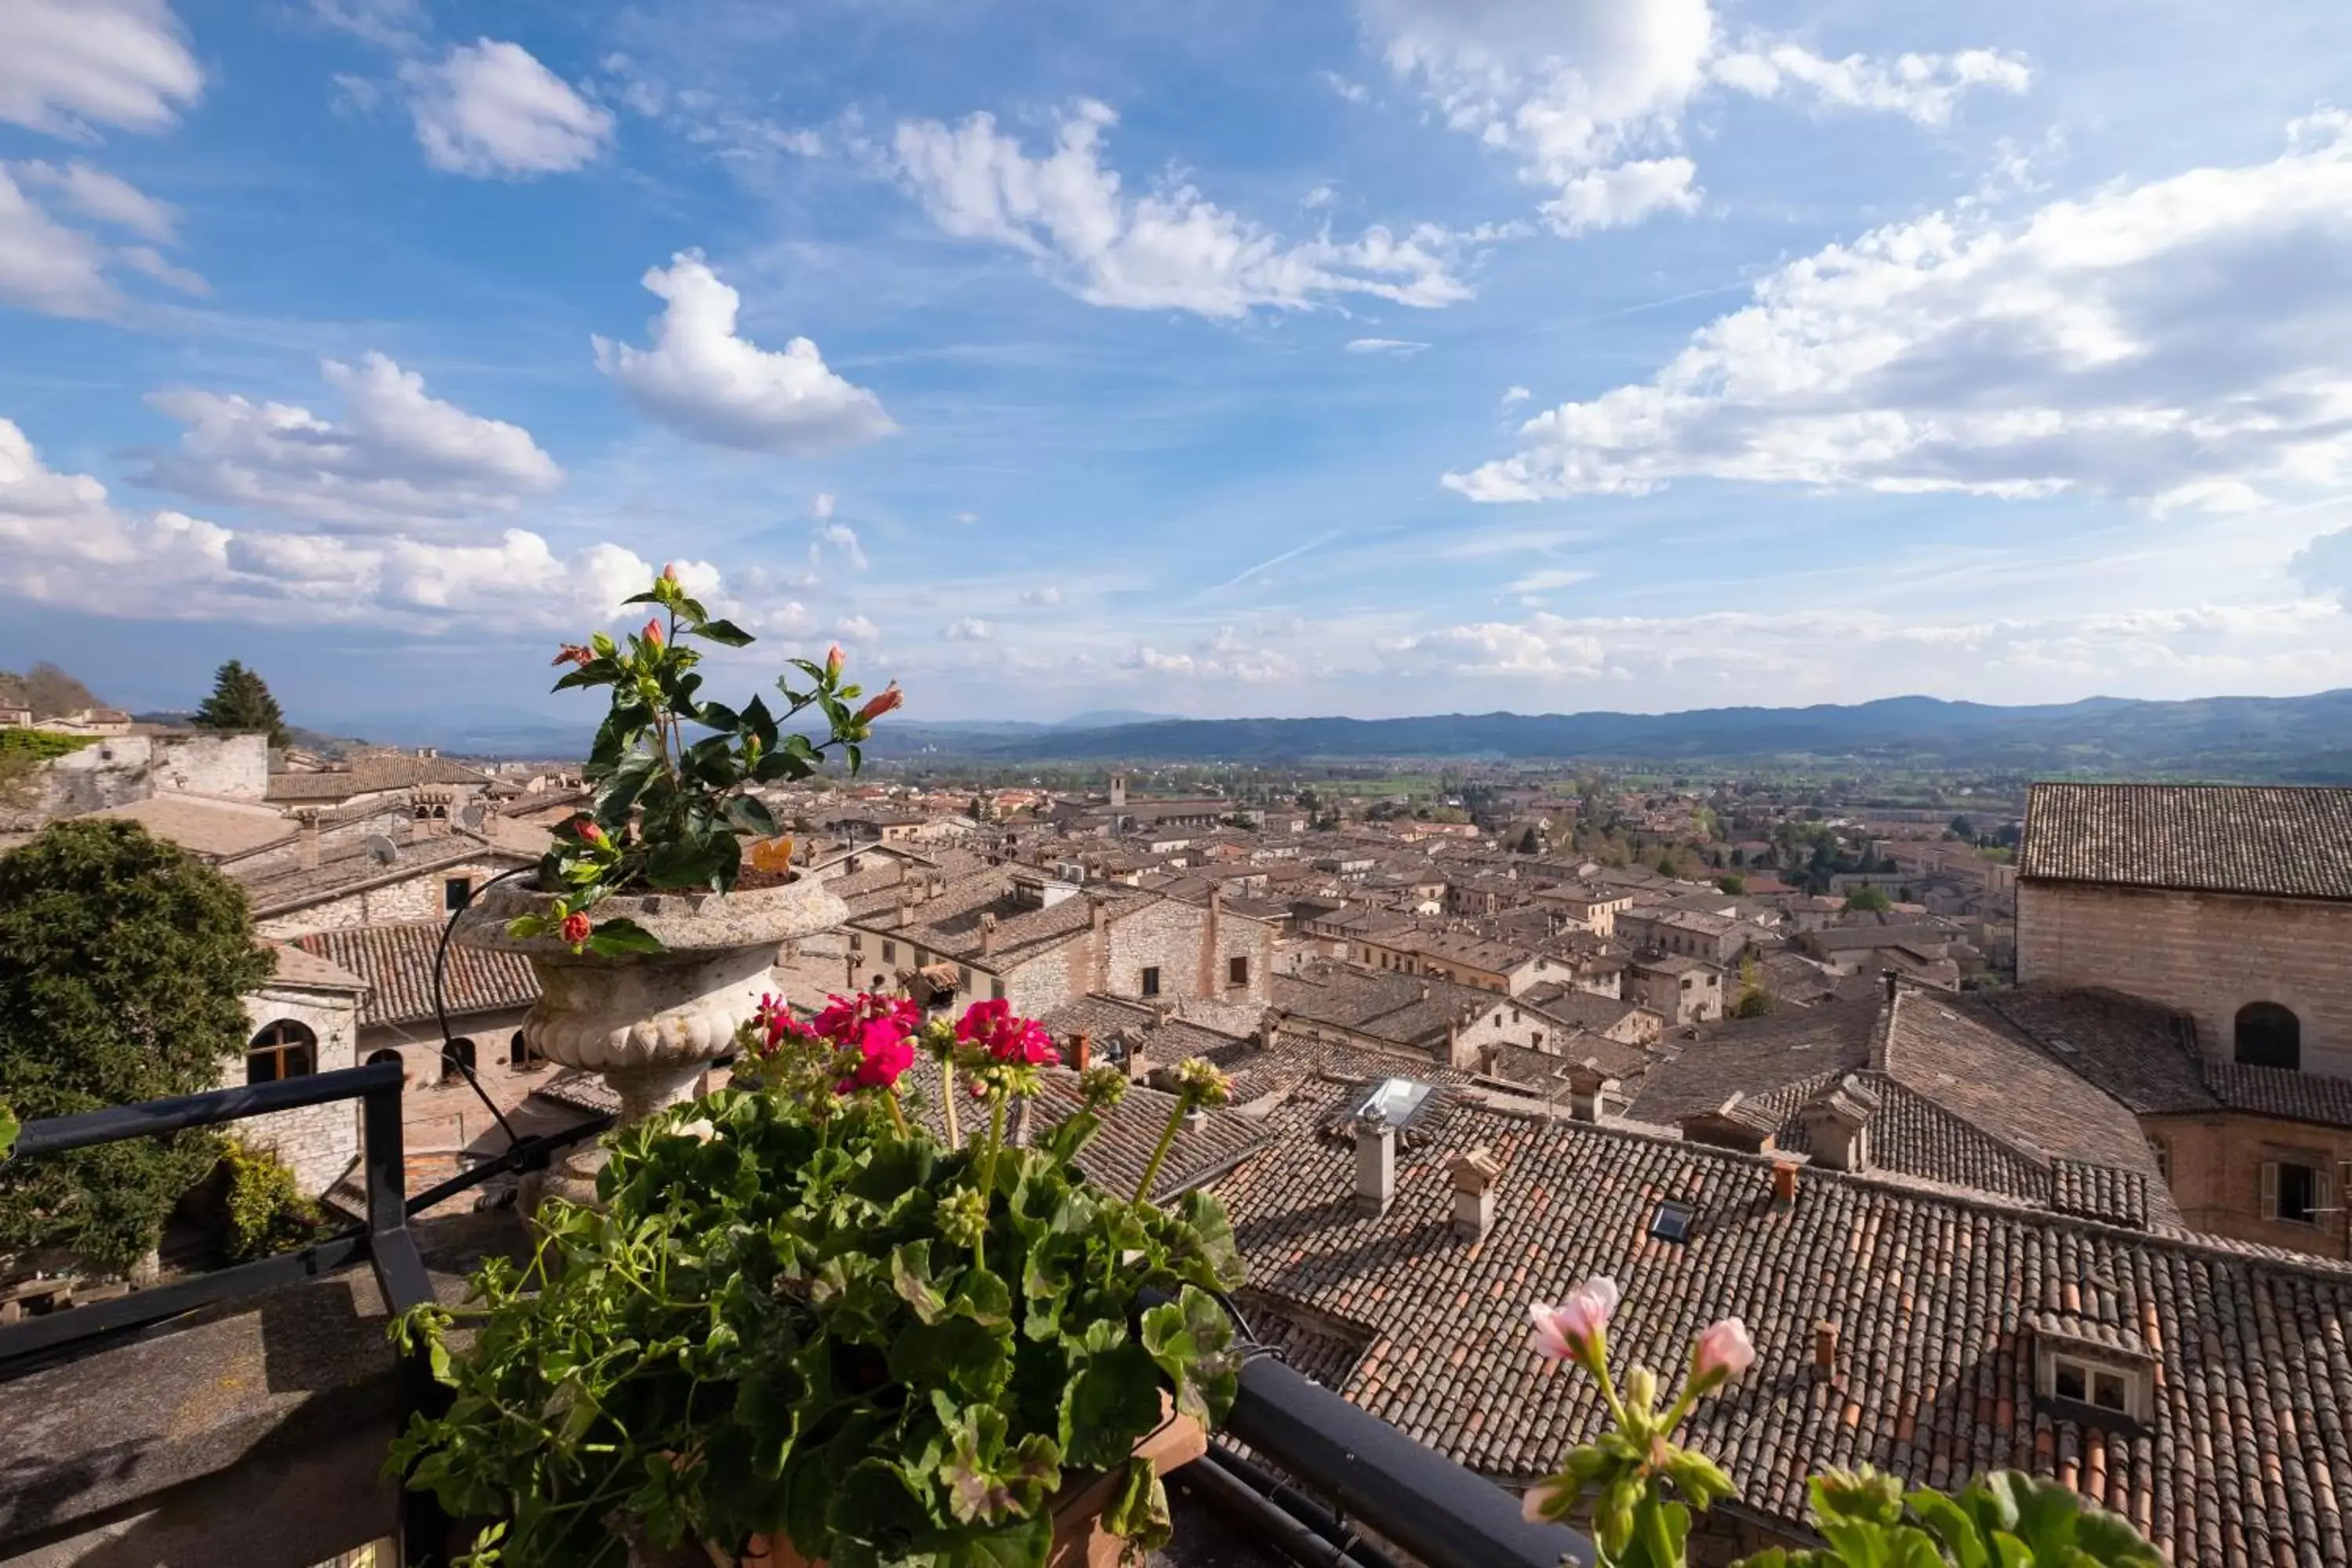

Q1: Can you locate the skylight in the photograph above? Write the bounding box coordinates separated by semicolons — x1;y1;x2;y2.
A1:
1357;1077;1434;1127
1650;1200;1696;1243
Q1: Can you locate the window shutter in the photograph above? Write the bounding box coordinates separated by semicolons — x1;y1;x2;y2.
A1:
2260;1160;2280;1221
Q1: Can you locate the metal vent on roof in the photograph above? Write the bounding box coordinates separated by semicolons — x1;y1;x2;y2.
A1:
1650;1199;1695;1243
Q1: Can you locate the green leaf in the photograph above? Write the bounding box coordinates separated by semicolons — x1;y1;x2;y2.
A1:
0;1101;17;1160
1138;1284;1239;1428
1058;1338;1161;1469
727;793;781;838
1104;1456;1173;1553
892;1240;948;1325
952;1267;1012;1330
1171;1189;1246;1290
584;918;666;956
698;617;755;647
888;1316;1012;1402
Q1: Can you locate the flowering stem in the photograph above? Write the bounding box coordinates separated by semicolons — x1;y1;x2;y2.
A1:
941;1059;962;1149
883;1087;909;1138
1131;1098;1187;1205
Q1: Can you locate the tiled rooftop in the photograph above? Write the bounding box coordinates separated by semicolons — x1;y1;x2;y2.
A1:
2021;782;2352;901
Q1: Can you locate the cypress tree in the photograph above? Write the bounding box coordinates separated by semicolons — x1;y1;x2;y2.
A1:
191;659;290;748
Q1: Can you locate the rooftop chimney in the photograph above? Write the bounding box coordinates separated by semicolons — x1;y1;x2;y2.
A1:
1449;1146;1504;1240
1771;1155;1804;1205
1798;1074;1879;1173
978;911;998;960
296;808;321;871
1882;967;1900;1003
1125;1036;1152;1084
1814;1320;1839;1376
1353;1116;1396;1216
1072;1033;1091;1073
1566;1060;1621;1123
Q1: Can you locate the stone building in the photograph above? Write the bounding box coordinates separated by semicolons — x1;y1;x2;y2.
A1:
234;943;368;1196
293;920;545;1090
1623;953;1722;1025
2018;782;2352;1078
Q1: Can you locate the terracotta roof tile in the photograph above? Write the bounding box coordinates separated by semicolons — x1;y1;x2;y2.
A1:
296;920;539;1027
2021;782;2352;901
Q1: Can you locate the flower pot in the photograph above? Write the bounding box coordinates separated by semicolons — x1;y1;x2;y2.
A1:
457;876;847;1207
727;1404;1207;1568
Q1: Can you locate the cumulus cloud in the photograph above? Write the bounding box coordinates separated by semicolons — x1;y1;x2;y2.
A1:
1020;584;1062;605
137;352;563;530
1500;386;1531;409
593;252;896;455
13;160;176;241
834;614;881;644
402;39;614;178
1359;0;2025;236
891;100;1472;318
1;415;645;628
118;242;205;295
810;492;836;519
1345;337;1430;356
0;0;202;140
814;521;867;571
1124;626;1295;683
1450;117;2352;511
310;0;426;52
942;616;991;641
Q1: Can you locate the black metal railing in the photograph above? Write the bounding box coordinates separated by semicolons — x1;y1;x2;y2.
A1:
0;1061;610;1566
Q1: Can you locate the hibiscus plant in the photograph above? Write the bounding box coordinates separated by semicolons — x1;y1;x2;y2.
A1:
506;566;901;955
390;992;1245;1567
1523;1278;2164;1568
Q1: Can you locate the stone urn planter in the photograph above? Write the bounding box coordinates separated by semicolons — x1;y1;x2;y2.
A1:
457;874;848;1206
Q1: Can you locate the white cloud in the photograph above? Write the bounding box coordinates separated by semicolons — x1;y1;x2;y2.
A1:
814;521;867;571
0;0;202;140
1451;118;2352;511
0;166;117;318
310;0;426;51
401;40;614;178
1345;337;1431;356
593;252;896;455
891;100;1472;318
1322;74;1371;105
1505;567;1594;593
1123;626;1295;683
13;160;176;241
1020;584;1062;605
118;243;205;295
834;614;881;644
810;492;836;519
1359;0;2024;236
1380;614;1606;677
953;510;978;525
0;415;646;628
1500;385;1531;409
1711;45;2031;127
942;617;991;641
138;352;563;530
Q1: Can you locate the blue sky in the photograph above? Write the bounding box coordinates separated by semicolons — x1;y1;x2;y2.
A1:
6;0;2352;728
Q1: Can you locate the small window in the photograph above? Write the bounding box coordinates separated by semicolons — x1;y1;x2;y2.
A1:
246;1019;317;1083
991;979;1006;1001
958;965;972;990
2091;1371;2129;1413
1141;965;1162;997
1650;1200;1695;1243
443;877;470;912
850;932;863;952
1681;977;1693;991
2147;1135;2170;1184
1229;954;1250;986
2273;1160;2321;1226
2053;1360;2088;1402
882;941;897;963
509;1030;538;1069
442;1037;477;1077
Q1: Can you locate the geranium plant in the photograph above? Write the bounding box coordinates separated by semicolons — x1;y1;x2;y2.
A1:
506;567;900;955
1521;1276;2164;1568
390;993;1245;1566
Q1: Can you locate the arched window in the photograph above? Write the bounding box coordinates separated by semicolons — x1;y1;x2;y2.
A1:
441;1037;477;1078
365;1047;403;1068
247;1020;318;1083
2235;1003;2301;1070
508;1031;538;1069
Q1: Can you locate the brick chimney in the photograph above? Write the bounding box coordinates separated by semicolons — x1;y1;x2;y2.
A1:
1449;1146;1504;1240
296;808;321;871
1353;1116;1396;1216
978;911;997;960
1814;1320;1838;1375
1072;1033;1091;1072
1771;1154;1804;1205
1566;1060;1621;1123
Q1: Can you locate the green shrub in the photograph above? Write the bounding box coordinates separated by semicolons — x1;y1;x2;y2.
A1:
222;1141;324;1261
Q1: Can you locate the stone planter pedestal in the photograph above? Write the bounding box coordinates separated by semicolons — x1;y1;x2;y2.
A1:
456;875;848;1209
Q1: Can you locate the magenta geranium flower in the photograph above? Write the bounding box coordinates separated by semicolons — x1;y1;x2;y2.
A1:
953;999;1059;1065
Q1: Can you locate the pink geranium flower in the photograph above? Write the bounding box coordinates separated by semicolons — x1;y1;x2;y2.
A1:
953;998;1058;1065
1691;1318;1755;1393
1529;1276;1621;1369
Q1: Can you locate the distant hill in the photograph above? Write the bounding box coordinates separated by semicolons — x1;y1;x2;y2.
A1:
949;690;2352;779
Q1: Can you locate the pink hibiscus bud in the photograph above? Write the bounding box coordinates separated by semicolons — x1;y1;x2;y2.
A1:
1690;1318;1755;1394
1529;1276;1621;1370
574;818;608;846
825;643;844;683
550;642;594;668
642;618;665;649
662;561;679;583
559;911;593;946
855;683;902;724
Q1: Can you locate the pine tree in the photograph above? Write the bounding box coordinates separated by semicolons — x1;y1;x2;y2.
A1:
191;660;289;747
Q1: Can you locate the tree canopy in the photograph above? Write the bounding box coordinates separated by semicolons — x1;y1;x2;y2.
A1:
0;820;270;1275
192;659;289;747
0;662;100;720
1845;884;1893;913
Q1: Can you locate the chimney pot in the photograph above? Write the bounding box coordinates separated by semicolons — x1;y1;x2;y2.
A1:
1882;967;1899;1002
1073;1033;1091;1072
1771;1156;1802;1205
1815;1320;1838;1374
1353;1117;1396;1216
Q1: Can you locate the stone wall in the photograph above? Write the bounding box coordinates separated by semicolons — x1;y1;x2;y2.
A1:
232;984;361;1196
252;858;510;941
2017;880;2352;1077
2149;1110;2352;1260
17;733;270;820
982;899;1275;1019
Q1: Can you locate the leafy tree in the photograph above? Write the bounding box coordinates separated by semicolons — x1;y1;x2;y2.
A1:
1845;884;1893;913
1716;874;1747;895
0;820;269;1275
192;659;291;747
1730;955;1773;1018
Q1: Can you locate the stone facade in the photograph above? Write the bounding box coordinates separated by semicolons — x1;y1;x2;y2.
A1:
232;982;363;1196
17;732;270;820
876;898;1277;1021
2017;880;2352;1079
252;858;510;941
2144;1110;2352;1260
